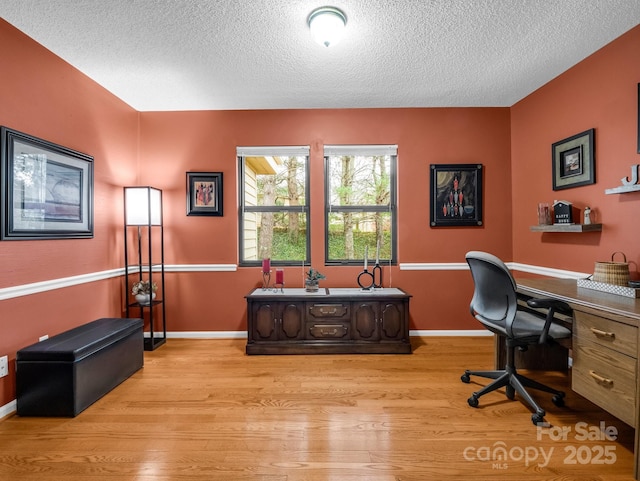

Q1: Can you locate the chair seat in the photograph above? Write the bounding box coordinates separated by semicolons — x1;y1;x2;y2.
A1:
476;310;571;341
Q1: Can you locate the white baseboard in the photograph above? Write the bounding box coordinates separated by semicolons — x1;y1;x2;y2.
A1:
410;330;493;337
165;330;492;339
0;400;16;420
166;331;247;339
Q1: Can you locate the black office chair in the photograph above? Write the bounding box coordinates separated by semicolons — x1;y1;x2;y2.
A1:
461;251;573;425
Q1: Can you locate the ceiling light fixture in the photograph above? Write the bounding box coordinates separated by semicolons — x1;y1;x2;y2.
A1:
307;6;347;48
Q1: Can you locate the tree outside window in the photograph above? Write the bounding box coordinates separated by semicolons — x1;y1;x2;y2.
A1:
325;149;397;264
239;151;309;266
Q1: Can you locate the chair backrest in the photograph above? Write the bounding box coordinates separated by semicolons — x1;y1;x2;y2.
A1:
465;251;518;336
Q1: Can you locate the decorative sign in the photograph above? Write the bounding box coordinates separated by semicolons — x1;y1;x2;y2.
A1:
553;200;573;224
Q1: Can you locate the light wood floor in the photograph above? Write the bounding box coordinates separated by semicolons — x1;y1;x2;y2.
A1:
0;337;636;480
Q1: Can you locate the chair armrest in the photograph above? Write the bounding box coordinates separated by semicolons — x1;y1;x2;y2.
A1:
525;297;572;344
526;298;572;315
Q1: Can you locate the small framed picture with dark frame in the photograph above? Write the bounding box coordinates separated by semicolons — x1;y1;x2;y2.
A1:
1;126;94;240
186;172;223;216
552;128;595;191
429;163;483;227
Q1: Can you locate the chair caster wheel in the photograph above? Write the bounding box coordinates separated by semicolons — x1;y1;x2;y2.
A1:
468;395;479;408
552;393;565;407
506;385;515;400
461;372;470;383
531;412;546;425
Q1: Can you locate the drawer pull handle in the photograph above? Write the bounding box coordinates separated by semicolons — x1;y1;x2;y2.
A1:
590;328;615;339
320;307;337;315
589;370;613;387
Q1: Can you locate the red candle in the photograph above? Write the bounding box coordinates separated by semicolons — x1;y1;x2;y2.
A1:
275;269;284;284
262;258;270;273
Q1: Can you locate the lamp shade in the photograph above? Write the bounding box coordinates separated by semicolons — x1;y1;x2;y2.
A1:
124;186;162;225
308;6;347;47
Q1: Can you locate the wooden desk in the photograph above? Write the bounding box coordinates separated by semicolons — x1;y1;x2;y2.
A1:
516;277;640;480
245;287;411;355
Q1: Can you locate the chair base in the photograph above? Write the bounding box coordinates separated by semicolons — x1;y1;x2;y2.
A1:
461;366;565;426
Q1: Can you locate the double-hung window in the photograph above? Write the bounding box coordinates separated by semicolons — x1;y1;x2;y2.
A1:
238;146;310;267
324;145;397;265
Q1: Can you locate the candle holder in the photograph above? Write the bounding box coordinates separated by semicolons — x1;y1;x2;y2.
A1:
261;258;272;290
373;262;383;289
357;269;374;290
273;269;284;293
358;245;374;290
262;271;271;290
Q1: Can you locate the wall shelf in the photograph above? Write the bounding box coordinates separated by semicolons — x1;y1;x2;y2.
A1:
529;223;602;233
605;184;640;194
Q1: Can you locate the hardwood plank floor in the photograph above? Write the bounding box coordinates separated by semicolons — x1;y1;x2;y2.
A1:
0;337;635;480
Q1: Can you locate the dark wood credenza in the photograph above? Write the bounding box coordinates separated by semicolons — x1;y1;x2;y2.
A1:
245;287;412;355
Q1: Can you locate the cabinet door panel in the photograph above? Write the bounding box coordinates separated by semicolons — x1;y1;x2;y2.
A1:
380;302;403;340
353;303;380;340
254;304;277;340
281;303;303;339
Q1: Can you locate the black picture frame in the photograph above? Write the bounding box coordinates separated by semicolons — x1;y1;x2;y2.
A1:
430;164;483;227
1;126;93;240
186;172;223;216
552;128;595;191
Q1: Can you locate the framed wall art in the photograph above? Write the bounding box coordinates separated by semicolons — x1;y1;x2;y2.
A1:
1;126;93;240
552;128;595;191
186;172;223;216
429;164;483;227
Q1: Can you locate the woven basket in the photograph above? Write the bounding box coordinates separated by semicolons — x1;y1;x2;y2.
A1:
593;252;630;286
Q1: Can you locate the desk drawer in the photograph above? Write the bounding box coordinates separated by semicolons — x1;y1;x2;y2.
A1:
574;311;637;358
308;303;350;320
307;322;350;340
572;336;636;426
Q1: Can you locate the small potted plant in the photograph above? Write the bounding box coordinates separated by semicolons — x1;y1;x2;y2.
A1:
132;279;158;305
305;268;326;292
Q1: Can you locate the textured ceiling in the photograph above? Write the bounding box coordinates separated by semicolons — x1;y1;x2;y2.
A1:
1;1;639;111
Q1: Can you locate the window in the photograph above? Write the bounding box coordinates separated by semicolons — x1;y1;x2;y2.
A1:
324;145;397;265
238;146;310;267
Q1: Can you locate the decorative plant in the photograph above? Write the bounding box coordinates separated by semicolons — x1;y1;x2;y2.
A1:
306;268;326;283
131;280;158;296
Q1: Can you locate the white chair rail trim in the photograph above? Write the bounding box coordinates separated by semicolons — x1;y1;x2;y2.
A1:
400;262;589;279
0;264;238;300
1;262;588;301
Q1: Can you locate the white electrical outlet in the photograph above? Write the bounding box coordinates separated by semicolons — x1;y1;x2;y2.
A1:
0;356;8;378
39;335;49;342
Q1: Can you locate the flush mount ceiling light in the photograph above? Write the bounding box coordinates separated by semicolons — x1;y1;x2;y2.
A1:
307;6;347;47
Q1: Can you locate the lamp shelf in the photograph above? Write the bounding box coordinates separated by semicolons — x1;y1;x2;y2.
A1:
123;186;167;351
529;223;602;233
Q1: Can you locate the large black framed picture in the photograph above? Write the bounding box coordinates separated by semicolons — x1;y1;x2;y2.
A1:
0;127;93;240
186;172;223;216
552;128;595;191
430;164;483;227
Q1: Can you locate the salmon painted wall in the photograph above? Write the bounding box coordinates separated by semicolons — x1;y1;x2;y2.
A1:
137;108;512;334
0;20;139;406
511;25;640;277
1;15;637;412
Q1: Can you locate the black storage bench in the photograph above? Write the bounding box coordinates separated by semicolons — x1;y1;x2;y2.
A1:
16;317;144;417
